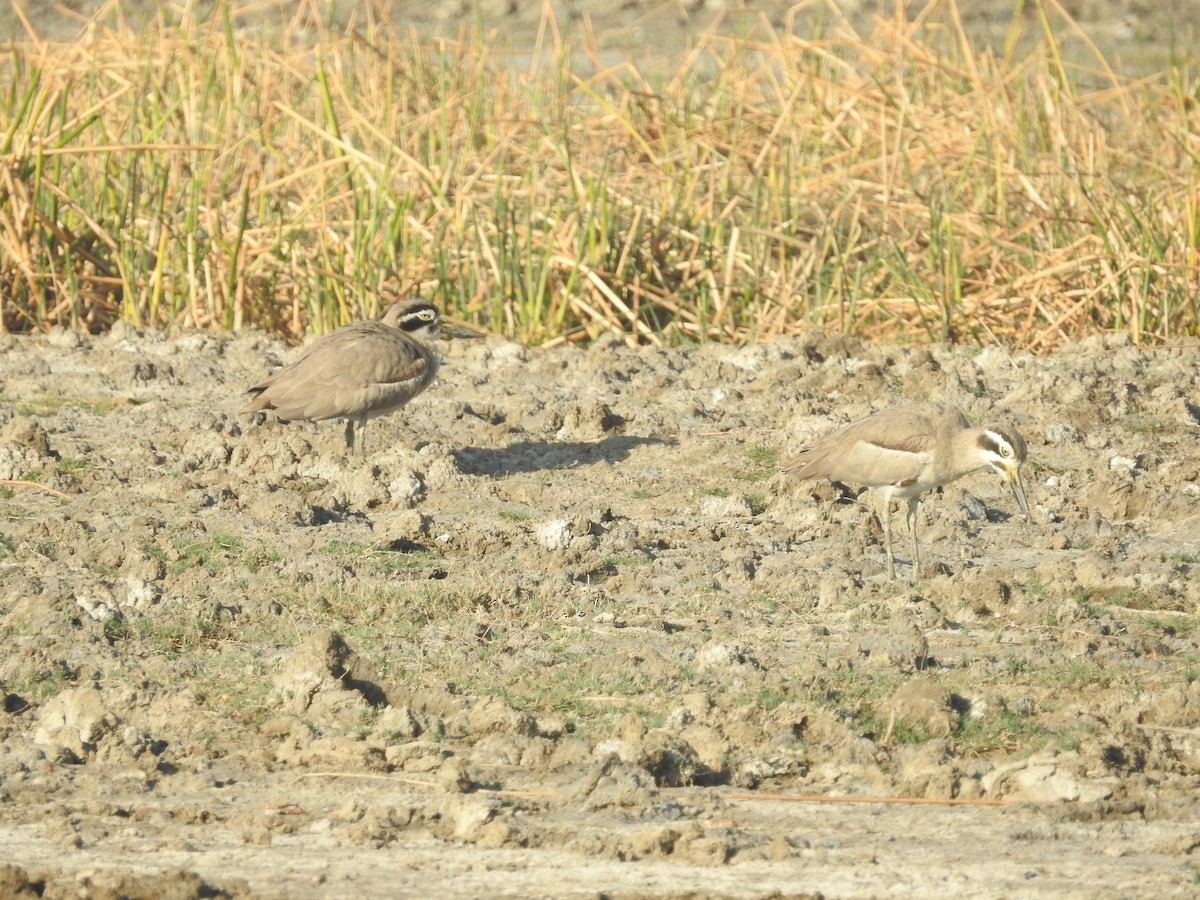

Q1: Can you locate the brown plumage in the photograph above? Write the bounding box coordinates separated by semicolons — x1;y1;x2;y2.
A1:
242;297;482;454
786;404;1030;579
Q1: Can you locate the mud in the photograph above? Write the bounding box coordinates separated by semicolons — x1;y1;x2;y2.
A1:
2;321;1199;896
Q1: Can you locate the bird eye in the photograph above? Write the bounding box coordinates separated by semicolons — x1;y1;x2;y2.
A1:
1001;446;1011;458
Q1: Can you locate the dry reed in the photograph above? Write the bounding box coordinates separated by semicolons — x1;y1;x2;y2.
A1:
1;0;1197;351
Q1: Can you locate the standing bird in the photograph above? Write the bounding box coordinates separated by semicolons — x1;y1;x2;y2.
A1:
242;297;483;454
785;405;1030;579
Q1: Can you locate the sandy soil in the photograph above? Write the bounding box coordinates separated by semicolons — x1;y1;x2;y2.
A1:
2;320;1199;897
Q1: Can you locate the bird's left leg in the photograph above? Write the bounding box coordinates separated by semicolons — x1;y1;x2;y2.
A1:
905;496;921;580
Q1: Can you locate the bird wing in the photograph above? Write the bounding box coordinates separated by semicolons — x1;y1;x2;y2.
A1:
241;322;432;422
786;406;957;488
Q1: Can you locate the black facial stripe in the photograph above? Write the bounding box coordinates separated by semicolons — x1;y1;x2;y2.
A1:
978;427;1027;463
399;306;439;331
976;432;1006;457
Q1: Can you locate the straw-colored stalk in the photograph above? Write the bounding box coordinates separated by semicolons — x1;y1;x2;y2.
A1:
0;0;1197;350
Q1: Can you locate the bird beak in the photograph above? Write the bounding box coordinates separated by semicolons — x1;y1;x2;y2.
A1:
1004;465;1030;519
439;319;486;340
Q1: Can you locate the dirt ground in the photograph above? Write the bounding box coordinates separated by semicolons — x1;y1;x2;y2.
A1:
2;318;1200;897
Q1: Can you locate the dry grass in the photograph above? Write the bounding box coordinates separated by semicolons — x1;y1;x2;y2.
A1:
1;0;1198;350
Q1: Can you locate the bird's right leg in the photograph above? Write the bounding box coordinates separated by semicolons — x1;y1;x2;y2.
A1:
882;499;896;580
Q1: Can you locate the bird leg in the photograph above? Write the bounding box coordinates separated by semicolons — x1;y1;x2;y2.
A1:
345;417;369;456
882;499;896;580
905;497;921;581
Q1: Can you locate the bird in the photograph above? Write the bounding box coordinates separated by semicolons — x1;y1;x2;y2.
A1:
785;405;1030;579
241;297;483;454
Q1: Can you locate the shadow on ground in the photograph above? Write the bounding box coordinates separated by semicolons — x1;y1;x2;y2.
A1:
454;435;672;475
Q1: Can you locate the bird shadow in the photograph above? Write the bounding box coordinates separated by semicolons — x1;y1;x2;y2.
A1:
453;434;673;476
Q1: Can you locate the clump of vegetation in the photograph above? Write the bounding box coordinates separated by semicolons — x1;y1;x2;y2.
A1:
2;1;1197;350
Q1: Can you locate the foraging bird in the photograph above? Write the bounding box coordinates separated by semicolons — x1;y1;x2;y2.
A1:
785;405;1030;579
242;297;483;454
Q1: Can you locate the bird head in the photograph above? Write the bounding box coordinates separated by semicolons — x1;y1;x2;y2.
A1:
976;426;1030;518
384;298;485;342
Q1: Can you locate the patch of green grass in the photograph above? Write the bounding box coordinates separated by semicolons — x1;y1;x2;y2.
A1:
0;501;32;521
141;541;169;562
1052;730;1083;753
701;486;730;498
1123;419;1166;434
631;489;654;500
1005;655;1029;677
371;547;445;574
169;532;276;575
756;684;788;710
84;556;121;579
1027;459;1061;477
319;576;527;643
9;397;120;417
322;540;446;575
322;539;367;556
1072;592;1104;620
1022;573;1048;600
287;478;327;496
734;446;779;486
1044;659;1112;689
1105;587;1183;614
807;669;901;727
602;554;650;569
956;707;1048;756
189;661;276;727
499;509;531;522
877;715;935;746
746;446;777;467
1140;615;1194;637
56;457;93;473
4;662;76;704
126;616;222;655
525;668;644;716
640;712;667;730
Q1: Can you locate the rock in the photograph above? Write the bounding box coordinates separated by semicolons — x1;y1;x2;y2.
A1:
0;417;51;454
880;680;958;738
981;752;1114;803
272;629;389;717
371;706;424;742
536;519;572;551
567;754;657;809
695;641;759;673
467;696;536;737
555;401;623;441
32;687;118;762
